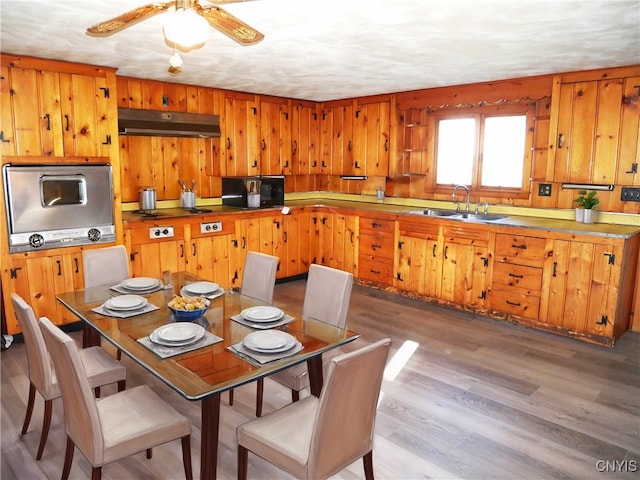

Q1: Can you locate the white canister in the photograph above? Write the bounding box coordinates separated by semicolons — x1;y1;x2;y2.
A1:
247;192;260;208
139;187;157;211
181;191;195;209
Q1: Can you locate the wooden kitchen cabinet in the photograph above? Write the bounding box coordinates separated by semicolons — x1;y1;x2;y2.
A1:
317;108;334;174
549;67;640;185
222;93;260;176
616;75;640;187
291;101;320;175
185;219;237;289
235;213;284;279
392;107;428;177
281;209;315;277
0;56;116;158
396;219;441;298
353;99;391;177
358;215;395;285
490;233;546;320
440;224;490;309
316;211;359;276
125;224;187;279
540;237;638;345
3;250;84;334
259;96;293;176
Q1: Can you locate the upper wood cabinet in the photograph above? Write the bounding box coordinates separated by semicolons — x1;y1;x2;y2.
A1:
222;93;260;177
1;59;116;158
291;101;320;175
392;107;429;177
317;108;334;174
549;66;640;185
259;97;292;176
616;75;640;186
353;99;390;177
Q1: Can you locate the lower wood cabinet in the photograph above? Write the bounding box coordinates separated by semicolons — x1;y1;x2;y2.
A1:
3;250;85;334
358;215;395;285
125;224;187;279
186;218;237;290
316;211;359;276
396;220;441;297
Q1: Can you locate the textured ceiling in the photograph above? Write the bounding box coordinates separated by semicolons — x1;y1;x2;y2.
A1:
1;0;639;102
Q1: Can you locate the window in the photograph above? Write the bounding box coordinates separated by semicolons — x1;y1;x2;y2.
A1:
435;109;530;192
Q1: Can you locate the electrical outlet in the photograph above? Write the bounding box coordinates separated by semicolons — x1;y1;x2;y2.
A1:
538;183;552;196
149;226;174;239
621;187;640;202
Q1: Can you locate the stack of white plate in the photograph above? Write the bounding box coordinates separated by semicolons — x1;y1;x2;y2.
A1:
240;306;284;324
242;330;296;353
181;281;221;298
150;323;206;347
120;277;162;293
104;294;148;312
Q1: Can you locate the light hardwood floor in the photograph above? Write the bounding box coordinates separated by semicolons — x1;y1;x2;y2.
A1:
2;279;639;479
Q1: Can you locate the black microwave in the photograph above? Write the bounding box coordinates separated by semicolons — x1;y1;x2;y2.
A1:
222;176;285;209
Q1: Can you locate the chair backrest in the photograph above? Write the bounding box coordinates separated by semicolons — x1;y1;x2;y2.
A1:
302;264;354;328
82;245;130;289
308;338;391;479
39;317;104;465
11;293;54;395
240;251;279;303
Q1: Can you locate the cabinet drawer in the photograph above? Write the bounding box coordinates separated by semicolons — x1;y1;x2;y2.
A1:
495;234;546;267
492;262;543;293
358;255;394;283
359;217;395;234
359;232;395;258
491;289;540;320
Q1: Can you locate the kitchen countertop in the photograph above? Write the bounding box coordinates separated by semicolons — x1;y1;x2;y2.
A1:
122;199;640;239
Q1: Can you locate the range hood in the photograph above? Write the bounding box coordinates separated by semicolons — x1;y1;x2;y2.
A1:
118;108;221;138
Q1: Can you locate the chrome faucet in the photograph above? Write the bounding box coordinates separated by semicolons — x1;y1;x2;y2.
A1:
452;184;470;213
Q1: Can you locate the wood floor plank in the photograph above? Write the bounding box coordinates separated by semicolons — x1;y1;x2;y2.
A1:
2;280;639;479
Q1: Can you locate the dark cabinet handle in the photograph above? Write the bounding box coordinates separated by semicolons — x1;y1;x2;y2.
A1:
372;244;381;250
444;245;449;259
557;133;565;149
44;113;51;130
252;160;258;168
512;244;527;250
292;140;298;155
192;243;196;256
0;131;10;143
506;300;521;306
74;258;79;273
226;138;231;150
350;232;354;243
348;141;352;152
370;269;381;274
384;138;388;152
508;273;524;279
261;139;266;151
56;260;62;276
432;244;437;257
179;244;184;258
552;261;558;277
64;114;70;131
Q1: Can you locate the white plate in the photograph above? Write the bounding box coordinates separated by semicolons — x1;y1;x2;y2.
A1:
243;330;296;353
180;286;224;300
105;295;148;311
241;306;284;323
150;323;206;347
184;281;219;296
121;277;161;291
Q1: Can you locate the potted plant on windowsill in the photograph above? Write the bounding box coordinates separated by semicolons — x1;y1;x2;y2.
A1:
575;190;599;224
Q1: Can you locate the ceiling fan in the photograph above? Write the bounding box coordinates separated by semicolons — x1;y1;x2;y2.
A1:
86;0;264;46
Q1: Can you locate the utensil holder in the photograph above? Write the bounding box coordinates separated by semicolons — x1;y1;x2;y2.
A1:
181;191;195;209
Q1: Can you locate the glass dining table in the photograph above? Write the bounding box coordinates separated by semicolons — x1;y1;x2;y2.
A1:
56;271;359;480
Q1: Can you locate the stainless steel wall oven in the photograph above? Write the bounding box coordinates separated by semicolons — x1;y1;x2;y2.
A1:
3;164;116;252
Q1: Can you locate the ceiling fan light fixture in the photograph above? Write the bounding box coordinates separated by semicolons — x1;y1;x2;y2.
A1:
163;7;209;49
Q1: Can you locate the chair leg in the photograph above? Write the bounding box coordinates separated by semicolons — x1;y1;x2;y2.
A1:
61;436;75;480
237;445;248;480
21;383;36;435
291;389;300;402
229;389;234;406
91;466;102;480
363;450;374;480
181;435;193;480
255;378;264;417
146;448;152;459
36;399;53;460
117;380;126;392
94;386;101;398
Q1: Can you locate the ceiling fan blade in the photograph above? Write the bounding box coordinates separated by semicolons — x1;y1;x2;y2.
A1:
86;2;176;36
194;3;264;45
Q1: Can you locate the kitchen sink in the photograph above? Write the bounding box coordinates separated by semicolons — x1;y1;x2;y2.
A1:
407;209;458;217
453;213;507;222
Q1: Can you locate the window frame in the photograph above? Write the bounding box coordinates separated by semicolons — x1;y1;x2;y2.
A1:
430;103;535;200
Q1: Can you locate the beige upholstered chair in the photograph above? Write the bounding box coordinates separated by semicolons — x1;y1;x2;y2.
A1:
83;245;130;360
237;337;391;480
229;251;279;410
39;317;193;480
11;293;126;461
82;245;130;289
239;251;279;303
253;264;354;416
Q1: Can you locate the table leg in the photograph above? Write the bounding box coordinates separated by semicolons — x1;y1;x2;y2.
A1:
307;356;323;397
82;324;101;348
200;394;221;479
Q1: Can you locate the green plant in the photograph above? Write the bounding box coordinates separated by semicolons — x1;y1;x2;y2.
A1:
575;190;599;209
